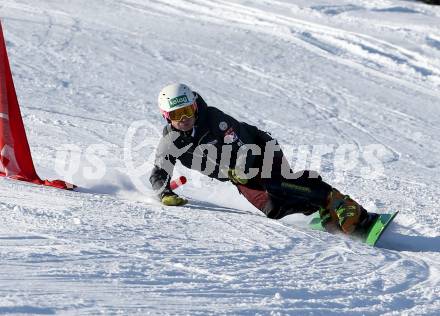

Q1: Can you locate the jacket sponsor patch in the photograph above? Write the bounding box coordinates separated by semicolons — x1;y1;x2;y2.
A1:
219;121;228;131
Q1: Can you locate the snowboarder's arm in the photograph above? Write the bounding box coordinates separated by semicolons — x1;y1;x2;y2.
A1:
212;109;260;177
149;125;193;200
150;163;188;206
149;127;179;197
149;164;174;197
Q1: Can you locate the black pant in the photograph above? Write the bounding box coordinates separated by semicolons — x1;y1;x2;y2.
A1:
236;131;333;219
236;170;332;219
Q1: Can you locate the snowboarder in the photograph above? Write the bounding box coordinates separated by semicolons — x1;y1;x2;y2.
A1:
149;83;377;235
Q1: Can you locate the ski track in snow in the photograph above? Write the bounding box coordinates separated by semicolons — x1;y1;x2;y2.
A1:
1;0;440;314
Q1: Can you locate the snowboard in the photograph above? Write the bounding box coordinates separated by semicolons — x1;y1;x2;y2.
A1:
309;211;398;246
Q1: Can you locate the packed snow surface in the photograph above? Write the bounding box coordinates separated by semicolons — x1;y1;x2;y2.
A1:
1;0;440;314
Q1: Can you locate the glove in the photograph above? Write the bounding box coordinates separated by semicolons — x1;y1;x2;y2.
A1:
228;169;248;185
161;193;188;206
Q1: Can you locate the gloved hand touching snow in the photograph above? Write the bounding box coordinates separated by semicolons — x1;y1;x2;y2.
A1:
161;193;188;206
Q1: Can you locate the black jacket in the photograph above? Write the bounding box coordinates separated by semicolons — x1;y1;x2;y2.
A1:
149;93;274;196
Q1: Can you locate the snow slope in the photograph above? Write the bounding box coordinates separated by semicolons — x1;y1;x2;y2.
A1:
1;0;440;314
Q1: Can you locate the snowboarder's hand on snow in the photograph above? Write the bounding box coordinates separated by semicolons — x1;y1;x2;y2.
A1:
161;193;188;206
228;169;248;185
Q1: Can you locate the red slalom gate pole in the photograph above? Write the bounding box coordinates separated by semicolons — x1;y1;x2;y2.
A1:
170;176;187;190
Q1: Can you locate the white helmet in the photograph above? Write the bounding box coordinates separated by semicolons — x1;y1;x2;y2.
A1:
158;83;197;120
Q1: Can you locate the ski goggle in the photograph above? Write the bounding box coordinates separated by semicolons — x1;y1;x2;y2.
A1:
168;104;196;121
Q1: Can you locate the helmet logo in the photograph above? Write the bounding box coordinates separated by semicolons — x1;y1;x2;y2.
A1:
168;95;189;108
